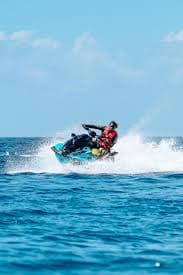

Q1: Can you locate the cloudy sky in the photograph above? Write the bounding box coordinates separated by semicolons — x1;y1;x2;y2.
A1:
1;0;183;136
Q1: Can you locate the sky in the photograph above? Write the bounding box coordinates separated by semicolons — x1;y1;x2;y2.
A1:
1;0;183;136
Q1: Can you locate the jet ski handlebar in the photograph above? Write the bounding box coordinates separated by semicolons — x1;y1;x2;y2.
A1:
87;129;97;138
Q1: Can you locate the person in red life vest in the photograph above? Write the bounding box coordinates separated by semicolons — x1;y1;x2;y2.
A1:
82;121;118;153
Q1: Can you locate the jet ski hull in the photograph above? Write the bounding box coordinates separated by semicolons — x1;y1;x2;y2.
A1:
51;143;94;164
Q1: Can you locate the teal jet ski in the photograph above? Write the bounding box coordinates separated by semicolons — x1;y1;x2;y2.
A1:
51;130;117;165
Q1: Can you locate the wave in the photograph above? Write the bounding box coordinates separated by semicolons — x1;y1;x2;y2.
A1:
6;134;183;175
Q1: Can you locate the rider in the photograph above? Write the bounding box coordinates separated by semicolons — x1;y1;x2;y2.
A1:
82;121;118;154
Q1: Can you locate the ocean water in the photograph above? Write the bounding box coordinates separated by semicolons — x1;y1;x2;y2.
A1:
1;135;183;274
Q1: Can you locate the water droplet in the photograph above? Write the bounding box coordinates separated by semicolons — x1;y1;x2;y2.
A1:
155;262;160;267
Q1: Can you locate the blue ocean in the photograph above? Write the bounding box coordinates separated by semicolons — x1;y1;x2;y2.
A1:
1;136;183;274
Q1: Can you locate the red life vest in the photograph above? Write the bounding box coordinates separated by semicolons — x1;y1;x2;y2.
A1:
97;127;117;150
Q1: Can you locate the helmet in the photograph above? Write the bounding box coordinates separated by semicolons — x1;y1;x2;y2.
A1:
109;121;118;129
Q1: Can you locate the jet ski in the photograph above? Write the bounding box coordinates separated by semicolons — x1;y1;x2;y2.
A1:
51;130;118;165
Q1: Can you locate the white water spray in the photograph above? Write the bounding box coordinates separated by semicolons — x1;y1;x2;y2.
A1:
7;132;183;174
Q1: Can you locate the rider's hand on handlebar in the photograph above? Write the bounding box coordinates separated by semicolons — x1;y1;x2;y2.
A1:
82;124;89;130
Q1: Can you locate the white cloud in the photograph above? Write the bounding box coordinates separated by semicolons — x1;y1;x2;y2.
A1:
71;33;144;79
32;38;61;49
0;30;144;83
72;32;97;55
9;30;32;43
0;31;7;41
0;30;61;49
72;32;108;65
162;30;183;43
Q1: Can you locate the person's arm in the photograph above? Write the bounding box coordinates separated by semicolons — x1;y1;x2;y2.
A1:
82;124;105;131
